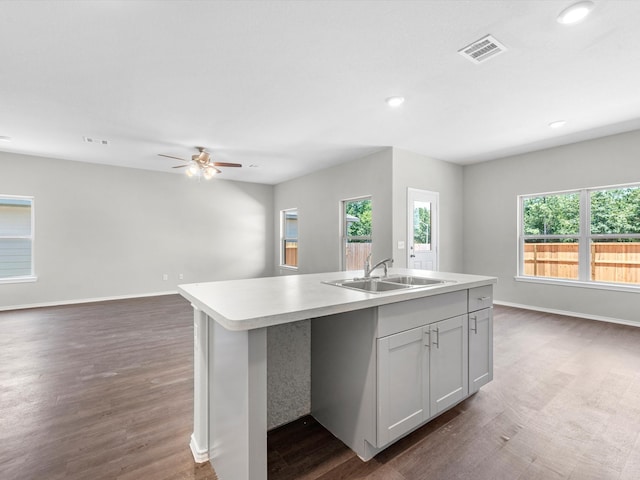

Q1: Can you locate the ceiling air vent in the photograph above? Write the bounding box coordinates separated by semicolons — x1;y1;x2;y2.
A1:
83;136;109;145
458;34;507;64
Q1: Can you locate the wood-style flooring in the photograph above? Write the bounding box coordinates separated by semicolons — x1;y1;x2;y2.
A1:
268;306;640;480
2;297;640;479
0;295;216;480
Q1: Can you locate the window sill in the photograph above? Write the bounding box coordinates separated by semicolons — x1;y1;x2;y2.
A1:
514;275;640;293
279;265;299;271
0;275;37;285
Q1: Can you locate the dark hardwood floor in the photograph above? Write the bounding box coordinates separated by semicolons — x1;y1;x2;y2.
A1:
0;295;216;480
269;306;640;480
2;297;640;479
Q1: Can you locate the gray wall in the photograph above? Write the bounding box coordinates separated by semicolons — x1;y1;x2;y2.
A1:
392;148;464;272
463;129;640;324
274;148;393;274
0;151;274;309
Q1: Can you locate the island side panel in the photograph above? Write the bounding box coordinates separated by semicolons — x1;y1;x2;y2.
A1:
209;320;267;480
311;308;378;461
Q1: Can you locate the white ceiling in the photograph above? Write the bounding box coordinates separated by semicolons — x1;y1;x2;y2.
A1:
1;0;640;185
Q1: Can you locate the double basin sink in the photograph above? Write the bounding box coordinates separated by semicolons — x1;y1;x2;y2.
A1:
324;275;451;294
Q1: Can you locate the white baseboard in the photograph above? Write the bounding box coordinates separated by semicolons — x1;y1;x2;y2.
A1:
493;300;639;328
0;290;179;312
190;433;209;464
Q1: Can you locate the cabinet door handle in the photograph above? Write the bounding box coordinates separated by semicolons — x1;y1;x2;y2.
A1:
432;327;439;349
470;315;478;334
423;329;430;347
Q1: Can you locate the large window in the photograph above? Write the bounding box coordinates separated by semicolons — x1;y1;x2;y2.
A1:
0;195;35;283
519;184;640;287
342;197;372;271
280;208;298;268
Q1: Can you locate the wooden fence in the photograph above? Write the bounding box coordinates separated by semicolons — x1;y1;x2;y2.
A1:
284;242;298;267
524;242;640;284
345;242;372;271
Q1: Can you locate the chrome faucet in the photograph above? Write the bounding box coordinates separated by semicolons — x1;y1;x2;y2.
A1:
364;253;394;278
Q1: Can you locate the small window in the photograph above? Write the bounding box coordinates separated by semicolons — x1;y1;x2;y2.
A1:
342;197;372;271
0;195;35;283
519;184;640;286
280;209;298;268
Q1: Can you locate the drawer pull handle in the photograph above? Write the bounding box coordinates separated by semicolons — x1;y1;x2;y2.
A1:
478;296;491;301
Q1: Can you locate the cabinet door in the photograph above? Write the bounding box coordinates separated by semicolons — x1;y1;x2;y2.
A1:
377;326;429;447
469;307;493;394
429;315;468;416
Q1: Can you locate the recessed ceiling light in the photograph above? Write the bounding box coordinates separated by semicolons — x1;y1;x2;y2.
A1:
557;1;594;25
385;96;405;107
549;120;567;129
0;135;12;142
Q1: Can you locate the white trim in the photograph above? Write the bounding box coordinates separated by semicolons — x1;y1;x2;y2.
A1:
494;300;639;328
190;433;210;464
0;275;37;284
0;290;178;311
514;275;640;293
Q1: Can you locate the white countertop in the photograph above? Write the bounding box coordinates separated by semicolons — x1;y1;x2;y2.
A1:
178;268;497;331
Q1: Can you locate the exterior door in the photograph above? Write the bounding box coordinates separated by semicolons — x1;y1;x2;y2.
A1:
408;188;439;270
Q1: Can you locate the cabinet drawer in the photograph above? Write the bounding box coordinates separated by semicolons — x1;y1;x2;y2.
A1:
378;290;467;338
468;285;493;312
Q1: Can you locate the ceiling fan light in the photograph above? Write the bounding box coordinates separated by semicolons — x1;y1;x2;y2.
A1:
557;1;594;24
203;166;218;180
186;162;200;177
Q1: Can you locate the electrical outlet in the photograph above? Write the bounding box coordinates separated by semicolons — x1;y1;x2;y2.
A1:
162;274;168;281
179;274;184;280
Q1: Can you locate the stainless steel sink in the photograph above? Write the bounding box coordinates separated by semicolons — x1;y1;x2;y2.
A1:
323;275;451;294
383;275;446;286
338;279;411;293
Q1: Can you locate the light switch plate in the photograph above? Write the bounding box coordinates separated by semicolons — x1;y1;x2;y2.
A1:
397;241;405;249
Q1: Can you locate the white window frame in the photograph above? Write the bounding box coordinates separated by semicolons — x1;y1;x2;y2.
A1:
0;194;37;284
516;183;640;292
280;208;298;270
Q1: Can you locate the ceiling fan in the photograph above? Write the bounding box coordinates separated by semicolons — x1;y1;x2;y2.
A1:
158;146;242;179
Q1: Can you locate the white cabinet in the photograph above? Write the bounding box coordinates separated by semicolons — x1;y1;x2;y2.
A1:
311;284;493;461
377;314;468;447
469;307;493;394
430;315;469;415
377;325;429;446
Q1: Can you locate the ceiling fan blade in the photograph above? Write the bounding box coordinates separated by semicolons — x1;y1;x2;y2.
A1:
159;154;188;162
172;165;188;169
212;162;242;168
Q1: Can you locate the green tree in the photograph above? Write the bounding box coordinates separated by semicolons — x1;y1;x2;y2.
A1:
523;193;580;237
346;200;372;237
591;188;640;236
413;206;431;244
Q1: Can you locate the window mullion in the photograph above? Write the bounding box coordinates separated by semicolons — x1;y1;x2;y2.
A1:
578;189;590;281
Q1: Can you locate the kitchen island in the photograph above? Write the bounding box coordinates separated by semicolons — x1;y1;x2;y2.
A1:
179;268;496;480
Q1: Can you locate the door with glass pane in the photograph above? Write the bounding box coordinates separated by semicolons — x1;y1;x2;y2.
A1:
407;189;438;270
